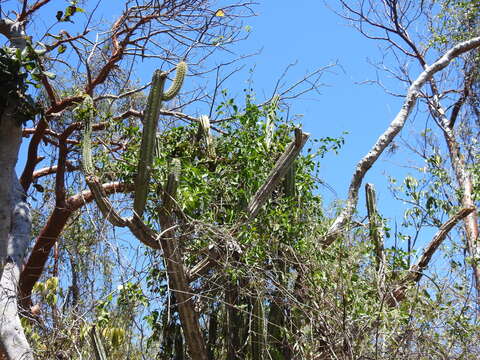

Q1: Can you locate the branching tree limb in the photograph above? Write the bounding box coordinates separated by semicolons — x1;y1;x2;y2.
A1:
387;206;475;306
323;36;480;247
19;181;133;305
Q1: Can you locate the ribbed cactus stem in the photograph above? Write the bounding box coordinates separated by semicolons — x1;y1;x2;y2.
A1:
134;62;187;216
162;61;187;100
265;94;279;149
134;71;167;216
79;95;126;227
80;95;95;175
163;158;181;211
283;161;296;197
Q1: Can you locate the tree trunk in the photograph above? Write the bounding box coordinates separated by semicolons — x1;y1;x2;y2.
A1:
0;18;34;359
158;161;208;360
0;177;34;359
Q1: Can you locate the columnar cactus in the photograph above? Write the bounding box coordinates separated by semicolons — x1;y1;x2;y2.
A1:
80;62;187;221
199;115;215;159
79;95;126;227
265;94;279;149
134;61;187;216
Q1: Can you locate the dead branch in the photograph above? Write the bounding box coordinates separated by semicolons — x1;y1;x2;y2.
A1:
322;36;480;247
247;128;309;219
387;206;475;306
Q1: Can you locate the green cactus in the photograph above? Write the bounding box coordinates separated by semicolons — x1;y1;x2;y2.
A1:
80;95;95;175
163;158;181;211
162;61;187;100
134;62;187;216
79;95;126;227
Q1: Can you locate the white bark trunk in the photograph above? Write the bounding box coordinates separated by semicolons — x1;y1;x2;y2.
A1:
0;17;27;279
0;177;34;360
323;36;480;246
0;18;34;359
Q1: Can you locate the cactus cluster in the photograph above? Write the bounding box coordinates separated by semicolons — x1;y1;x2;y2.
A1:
80;61;187;223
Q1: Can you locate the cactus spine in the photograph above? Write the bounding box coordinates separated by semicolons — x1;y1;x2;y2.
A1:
134;62;187;216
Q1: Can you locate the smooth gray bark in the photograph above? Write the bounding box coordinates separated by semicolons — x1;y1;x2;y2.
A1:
0;17;26;279
0;18;34;359
0;177;34;360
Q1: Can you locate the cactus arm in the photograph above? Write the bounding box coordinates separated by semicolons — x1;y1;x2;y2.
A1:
199;115;215;159
162;61;187;100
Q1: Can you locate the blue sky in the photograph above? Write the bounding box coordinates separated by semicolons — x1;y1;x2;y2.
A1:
226;2;410;216
12;0;435;246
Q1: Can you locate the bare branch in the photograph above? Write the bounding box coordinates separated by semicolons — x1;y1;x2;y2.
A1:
387;206;475;306
323;36;480;246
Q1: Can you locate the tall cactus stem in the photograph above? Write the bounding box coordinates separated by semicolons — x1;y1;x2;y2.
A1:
265;94;280;149
79;95;127;227
80;95;95;175
134;71;167;216
134;62;187;216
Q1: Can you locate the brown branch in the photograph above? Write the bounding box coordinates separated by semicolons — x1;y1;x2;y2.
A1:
19;182;133;306
20;117;49;191
46;30;89;53
54;125;79;206
18;0;50;22
32;161;78;180
20;117;106;191
86;13;157;94
387;206;475;306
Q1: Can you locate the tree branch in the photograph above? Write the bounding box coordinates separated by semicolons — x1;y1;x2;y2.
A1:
387;206;475;306
19;182;133;305
322;36;480;247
